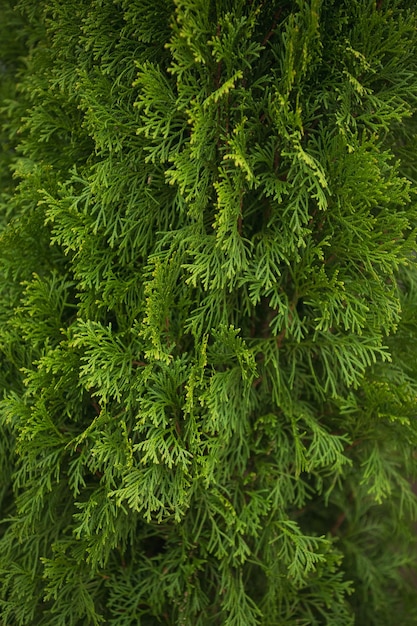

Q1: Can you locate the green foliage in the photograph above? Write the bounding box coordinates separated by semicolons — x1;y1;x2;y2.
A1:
1;0;417;624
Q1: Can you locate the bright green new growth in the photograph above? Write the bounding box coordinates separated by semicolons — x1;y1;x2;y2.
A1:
1;0;417;624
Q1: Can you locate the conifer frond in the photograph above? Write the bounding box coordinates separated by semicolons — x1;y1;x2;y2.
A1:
1;0;417;624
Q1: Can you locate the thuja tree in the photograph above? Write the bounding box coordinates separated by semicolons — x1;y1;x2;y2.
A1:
2;0;417;624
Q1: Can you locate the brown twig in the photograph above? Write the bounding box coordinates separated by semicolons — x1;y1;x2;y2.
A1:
91;398;101;415
344;439;362;453
324;253;336;265
330;511;346;535
132;360;147;367
276;327;287;349
262;8;282;47
273;150;280;172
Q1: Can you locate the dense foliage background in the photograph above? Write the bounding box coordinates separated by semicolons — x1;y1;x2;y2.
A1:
2;1;417;624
